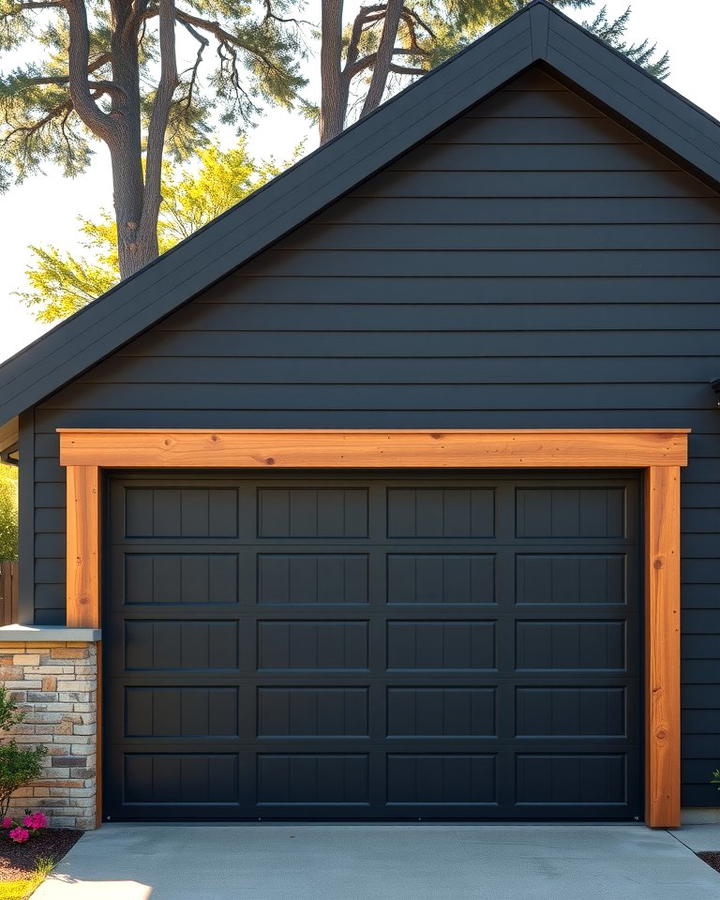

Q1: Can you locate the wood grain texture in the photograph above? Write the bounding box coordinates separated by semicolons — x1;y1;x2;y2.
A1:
66;466;100;629
0;562;18;625
645;465;681;828
96;639;102;827
58;429;689;469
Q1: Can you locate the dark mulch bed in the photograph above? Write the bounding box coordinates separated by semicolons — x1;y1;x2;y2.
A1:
0;830;81;881
698;851;720;875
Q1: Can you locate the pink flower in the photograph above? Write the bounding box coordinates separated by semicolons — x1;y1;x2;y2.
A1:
9;827;29;843
1;818;13;829
23;812;46;830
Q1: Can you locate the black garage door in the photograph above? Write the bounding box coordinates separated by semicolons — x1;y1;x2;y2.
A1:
105;472;641;821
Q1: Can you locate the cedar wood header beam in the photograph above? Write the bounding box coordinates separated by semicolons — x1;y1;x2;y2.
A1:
59;428;689;469
2;0;720;425
59;427;688;830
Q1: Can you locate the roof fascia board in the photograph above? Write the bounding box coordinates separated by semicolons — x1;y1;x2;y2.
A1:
0;12;533;425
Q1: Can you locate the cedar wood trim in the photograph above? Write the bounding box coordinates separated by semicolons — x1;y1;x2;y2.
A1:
58;427;689;829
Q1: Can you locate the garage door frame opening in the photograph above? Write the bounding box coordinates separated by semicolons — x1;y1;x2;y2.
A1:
58;428;689;829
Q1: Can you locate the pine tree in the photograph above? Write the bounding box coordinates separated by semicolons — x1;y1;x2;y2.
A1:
0;0;306;277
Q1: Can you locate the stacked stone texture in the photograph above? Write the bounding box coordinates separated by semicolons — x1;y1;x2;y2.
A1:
0;641;97;830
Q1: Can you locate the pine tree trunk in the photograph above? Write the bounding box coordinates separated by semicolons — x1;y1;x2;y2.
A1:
111;142;154;279
319;0;345;143
110;2;158;278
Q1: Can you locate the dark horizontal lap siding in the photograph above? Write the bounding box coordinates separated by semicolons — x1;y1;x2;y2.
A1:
31;67;720;807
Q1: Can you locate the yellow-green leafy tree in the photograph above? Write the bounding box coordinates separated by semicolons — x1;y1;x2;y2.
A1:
0;466;18;562
20;139;299;323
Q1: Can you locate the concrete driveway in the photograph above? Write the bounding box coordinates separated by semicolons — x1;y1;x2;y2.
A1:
32;823;720;900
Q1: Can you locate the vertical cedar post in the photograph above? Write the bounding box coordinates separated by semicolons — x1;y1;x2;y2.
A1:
66;466;101;628
65;465;102;826
645;466;681;828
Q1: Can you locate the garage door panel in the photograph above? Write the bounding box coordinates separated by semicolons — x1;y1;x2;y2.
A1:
387;554;495;604
125;487;239;539
386;488;495;538
515;487;626;538
515;620;626;671
386;687;496;737
258;488;369;538
386;621;496;670
257;553;369;605
515;753;627;805
257;687;369;737
386;754;497;806
515;687;627;737
124;620;240;670
257;754;370;806
125;553;239;605
125;686;240;738
515;553;626;605
124;753;240;806
257;620;369;670
106;473;641;820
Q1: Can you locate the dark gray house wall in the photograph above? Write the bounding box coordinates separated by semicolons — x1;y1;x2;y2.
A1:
26;66;720;806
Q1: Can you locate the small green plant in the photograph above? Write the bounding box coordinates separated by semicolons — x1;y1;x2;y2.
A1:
0;688;45;818
0;857;55;900
711;769;720;790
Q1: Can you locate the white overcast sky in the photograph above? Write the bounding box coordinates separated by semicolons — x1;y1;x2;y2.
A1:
1;0;719;363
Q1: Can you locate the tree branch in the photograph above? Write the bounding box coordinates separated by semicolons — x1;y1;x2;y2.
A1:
388;64;425;75
64;0;116;141
360;0;403;117
261;0;312;27
9;1;63;9
1;81;113;145
14;53;113;88
175;9;289;79
2;100;72;143
179;19;208;111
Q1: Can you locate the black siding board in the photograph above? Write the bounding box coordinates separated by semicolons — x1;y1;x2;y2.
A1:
76;356;720;386
352;171;716;199
275;223;720;251
428;115;645;144
97;331;720;358
38;383;716;411
315;197;720;225
25;68;720;805
391;144;668;172
129;303;720;330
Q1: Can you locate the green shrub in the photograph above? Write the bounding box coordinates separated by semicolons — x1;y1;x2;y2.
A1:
0;688;44;818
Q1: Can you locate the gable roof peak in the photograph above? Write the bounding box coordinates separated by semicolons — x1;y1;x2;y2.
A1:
2;1;720;426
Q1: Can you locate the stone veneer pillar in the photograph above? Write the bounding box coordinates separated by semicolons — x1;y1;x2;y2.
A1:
0;626;101;831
